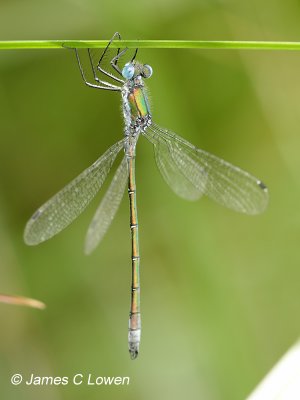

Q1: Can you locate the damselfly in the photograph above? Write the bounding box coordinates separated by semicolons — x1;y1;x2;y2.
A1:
24;33;268;359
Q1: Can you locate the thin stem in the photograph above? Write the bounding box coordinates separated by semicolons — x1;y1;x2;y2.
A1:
1;40;300;50
0;293;46;309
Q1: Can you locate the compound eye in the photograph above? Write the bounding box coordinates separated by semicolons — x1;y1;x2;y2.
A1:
141;64;153;78
122;63;135;79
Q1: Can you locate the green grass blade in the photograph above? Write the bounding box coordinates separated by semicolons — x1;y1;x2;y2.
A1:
1;39;300;50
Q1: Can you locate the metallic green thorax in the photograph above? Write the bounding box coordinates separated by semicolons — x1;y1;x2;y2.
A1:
128;87;150;120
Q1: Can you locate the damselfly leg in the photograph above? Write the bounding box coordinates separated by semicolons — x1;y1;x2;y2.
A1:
75;48;120;91
97;32;125;84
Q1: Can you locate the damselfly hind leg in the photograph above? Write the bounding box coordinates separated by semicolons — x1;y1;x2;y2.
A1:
74;48;120;91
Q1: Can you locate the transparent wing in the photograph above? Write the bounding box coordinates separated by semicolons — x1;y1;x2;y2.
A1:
24;139;124;245
85;156;128;255
144;128;207;201
145;123;269;215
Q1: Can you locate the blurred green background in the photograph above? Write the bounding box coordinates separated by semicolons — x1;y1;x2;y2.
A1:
1;0;300;399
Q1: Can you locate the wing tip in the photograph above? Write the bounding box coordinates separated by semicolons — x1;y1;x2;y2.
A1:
23;225;45;246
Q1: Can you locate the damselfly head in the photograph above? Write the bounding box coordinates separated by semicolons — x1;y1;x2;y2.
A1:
122;62;153;80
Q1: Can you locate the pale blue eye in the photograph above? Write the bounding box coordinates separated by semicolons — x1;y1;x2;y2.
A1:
122;63;135;79
142;64;153;79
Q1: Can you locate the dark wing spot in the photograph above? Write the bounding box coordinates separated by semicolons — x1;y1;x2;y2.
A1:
31;209;42;221
257;180;268;191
